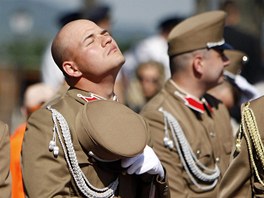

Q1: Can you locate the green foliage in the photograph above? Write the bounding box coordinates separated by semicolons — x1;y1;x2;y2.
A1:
0;38;47;70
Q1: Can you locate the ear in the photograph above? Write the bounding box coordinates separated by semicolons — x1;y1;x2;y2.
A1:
193;56;204;75
62;61;82;77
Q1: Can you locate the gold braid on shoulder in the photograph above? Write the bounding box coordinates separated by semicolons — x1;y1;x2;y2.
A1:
241;102;264;186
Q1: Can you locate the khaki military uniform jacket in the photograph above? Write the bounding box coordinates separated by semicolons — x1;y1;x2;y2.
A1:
140;80;233;198
219;96;264;197
0;121;11;198
22;88;169;198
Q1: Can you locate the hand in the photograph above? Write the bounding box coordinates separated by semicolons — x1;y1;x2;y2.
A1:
121;145;164;179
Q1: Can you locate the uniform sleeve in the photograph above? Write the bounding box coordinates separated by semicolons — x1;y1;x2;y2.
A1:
0;121;11;197
22;108;79;197
141;110;188;198
218;134;252;197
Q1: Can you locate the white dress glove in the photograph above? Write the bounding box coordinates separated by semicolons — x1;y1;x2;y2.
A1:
234;74;260;102
224;71;260;104
121;145;164;179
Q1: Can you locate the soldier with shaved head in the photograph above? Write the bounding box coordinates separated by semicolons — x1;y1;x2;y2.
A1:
22;19;169;197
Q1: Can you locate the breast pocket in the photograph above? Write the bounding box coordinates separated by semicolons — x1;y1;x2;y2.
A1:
192;140;214;166
184;142;218;193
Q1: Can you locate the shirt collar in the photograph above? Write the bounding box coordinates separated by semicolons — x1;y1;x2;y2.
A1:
77;92;118;103
170;80;212;113
177;93;212;113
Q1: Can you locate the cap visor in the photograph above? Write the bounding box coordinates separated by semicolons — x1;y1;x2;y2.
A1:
211;43;233;50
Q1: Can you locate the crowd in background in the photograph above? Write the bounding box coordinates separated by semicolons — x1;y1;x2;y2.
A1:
0;0;264;197
0;0;263;132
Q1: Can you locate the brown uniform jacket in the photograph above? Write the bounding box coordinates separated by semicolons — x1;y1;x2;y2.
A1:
22;88;169;198
218;96;264;197
0;121;11;198
140;80;233;198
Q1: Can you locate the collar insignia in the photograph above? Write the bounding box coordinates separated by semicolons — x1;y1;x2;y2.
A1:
77;93;118;103
175;91;212;113
77;93;104;103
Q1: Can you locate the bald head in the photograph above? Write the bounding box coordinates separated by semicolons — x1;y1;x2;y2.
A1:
51;20;98;72
50;19;124;88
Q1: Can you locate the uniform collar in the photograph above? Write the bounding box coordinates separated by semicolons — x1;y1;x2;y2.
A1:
169;80;212;114
77;92;108;102
68;87;118;103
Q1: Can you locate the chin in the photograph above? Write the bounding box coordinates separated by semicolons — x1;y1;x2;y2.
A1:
218;75;225;83
119;57;125;67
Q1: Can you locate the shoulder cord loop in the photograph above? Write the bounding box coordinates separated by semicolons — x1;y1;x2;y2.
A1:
241;102;264;186
159;108;220;191
47;106;118;198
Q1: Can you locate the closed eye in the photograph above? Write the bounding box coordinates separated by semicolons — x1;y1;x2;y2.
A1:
83;34;94;46
84;38;94;46
102;30;110;36
83;30;110;46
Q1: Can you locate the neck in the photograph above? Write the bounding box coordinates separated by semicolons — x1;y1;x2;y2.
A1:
74;77;116;100
171;76;205;99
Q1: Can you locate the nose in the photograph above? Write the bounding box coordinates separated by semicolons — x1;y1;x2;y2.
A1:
222;53;230;68
101;34;112;47
224;58;230;68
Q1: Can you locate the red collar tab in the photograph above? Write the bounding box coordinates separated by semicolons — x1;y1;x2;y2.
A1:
175;91;212;113
77;93;118;103
77;93;105;103
185;97;205;113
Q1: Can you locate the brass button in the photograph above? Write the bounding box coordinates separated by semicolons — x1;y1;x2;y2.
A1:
210;132;215;137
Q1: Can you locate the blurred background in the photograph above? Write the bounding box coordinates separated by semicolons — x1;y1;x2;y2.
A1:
0;0;263;132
